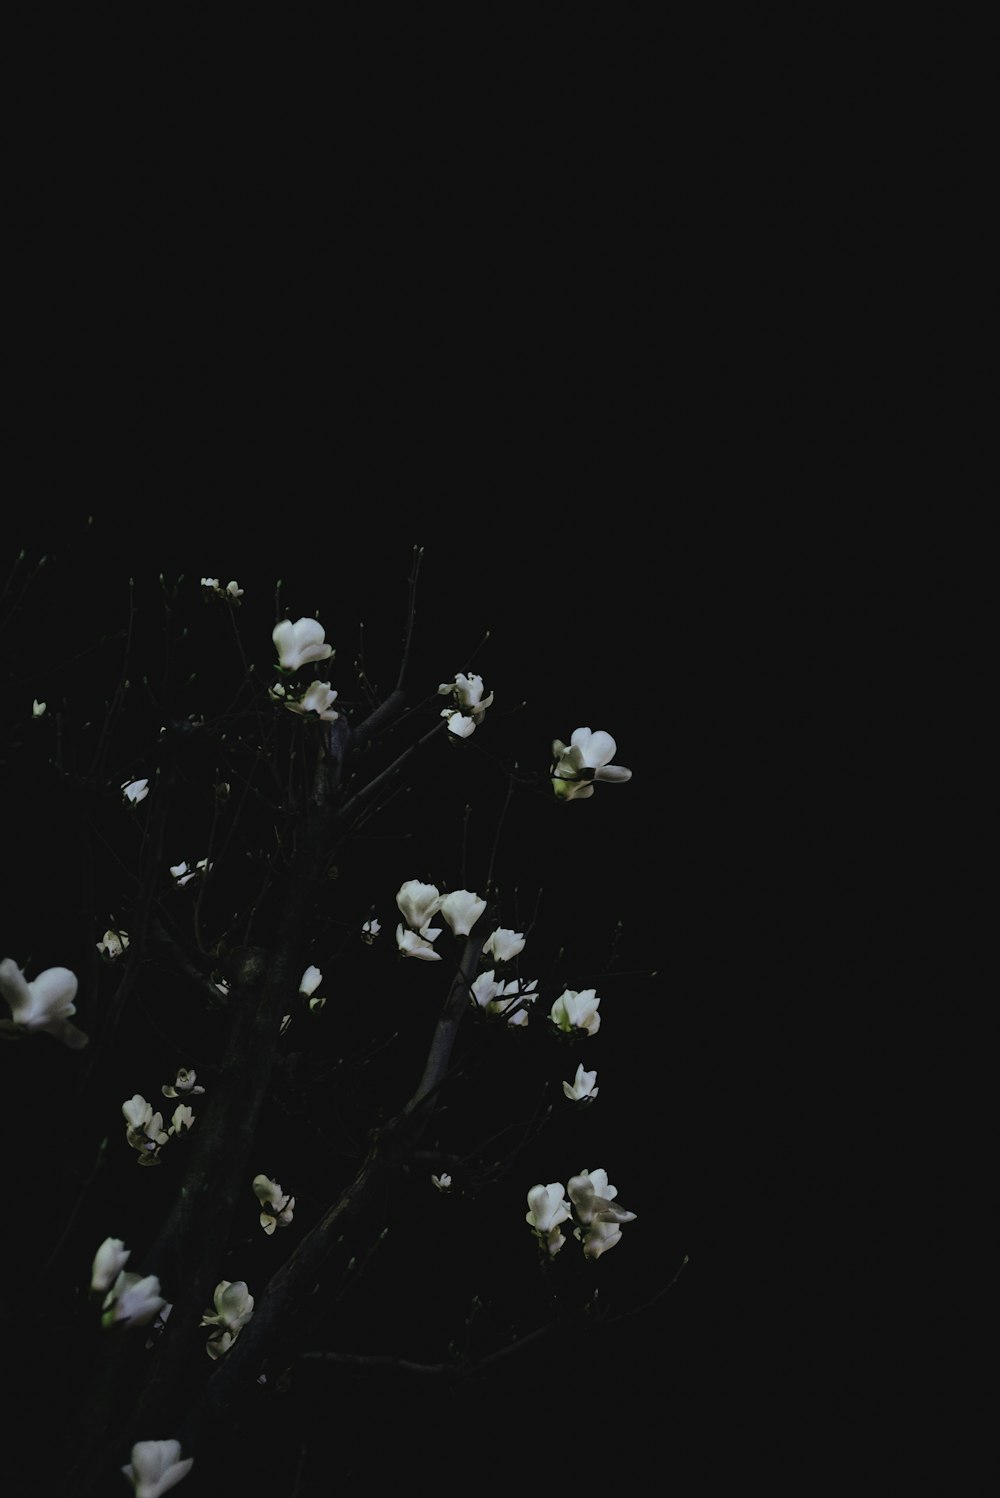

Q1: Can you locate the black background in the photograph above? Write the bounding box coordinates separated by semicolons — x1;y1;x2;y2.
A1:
0;21;938;1488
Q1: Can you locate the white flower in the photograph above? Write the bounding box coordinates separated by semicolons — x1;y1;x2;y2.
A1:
438;672;494;737
0;958;88;1048
438;889;487;936
431;1173;452;1191
121;1439;193;1498
562;1063;599;1102
161;1068;204;1098
122;778;149;804
299;965;323;997
253;1174;295;1234
526;1183;571;1255
470;970;502;1009
577;1217;626;1260
32;699;47;717
102;1271;167;1328
201;1279;254;1357
200;577;220;590
361;918;381;943
272;617;334;672
97;928;129;959
283;680;339;722
122;1095;169;1161
395;880;442;933
168;1104;195;1135
309;994;326;1012
488;977;538;1026
551;728;632;801
169;857;210;888
483;927;526;964
396;924;442;961
90;1237;131;1294
225;580;243;599
550;987;601;1037
568;1168;637;1230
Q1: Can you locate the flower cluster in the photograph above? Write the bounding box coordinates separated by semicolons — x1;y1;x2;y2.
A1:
122;1093;196;1165
201;577;244;601
201;1279;255;1358
551;728;631;801
394;880;487;961
94;1239;169;1330
437;672;494;738
526;1168;636;1260
0;958;88;1049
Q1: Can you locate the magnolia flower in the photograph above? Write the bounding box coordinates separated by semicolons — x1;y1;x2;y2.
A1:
168;1104;195;1135
102;1271;167;1328
161;1068;205;1098
97;928;129;959
438;672;494;737
201;1279;254;1357
361;918;381;943
551;728;632;801
299;965;323;997
562;1063;599;1102
122;1095;170;1162
567;1168;637;1229
526;1183;571;1256
309;994;326;1012
32;699;46;717
200;577;220;590
272;617;334;672
577;1217;627;1260
169;857;211;888
395;880;442;933
438;889;486;937
225;580;243;599
550;987;601;1037
483;927;526;964
90;1237;131;1294
488;977;538;1027
396;924;442;961
253;1174;295;1234
122;778;149;804
0;959;88;1048
283;680;339;722
470;970;502;1009
431;1173;452;1191
121;1438;193;1498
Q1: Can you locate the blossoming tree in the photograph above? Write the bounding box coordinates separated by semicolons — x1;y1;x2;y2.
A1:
2;534;681;1494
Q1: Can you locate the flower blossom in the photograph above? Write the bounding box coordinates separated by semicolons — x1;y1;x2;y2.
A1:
121;1438;193;1498
361;918;381;943
525;1182;571;1257
431;1173;452;1191
550;987;601;1037
568;1168;637;1259
438;672;494;737
102;1270;167;1328
483;927;525;964
299;965;323;997
169;857;211;888
90;1237;131;1294
272;617;334;672
161;1068;205;1098
122;778;149;805
168;1104;195;1135
551;728;632;801
97;927;129;960
201;1279;254;1358
395;880;442;933
438;889;487;937
0;958;88;1048
32;699;46;717
562;1063;599;1102
396;925;442;961
488;977;538;1027
282;680;339;722
122;1095;170;1164
253;1174;295;1234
